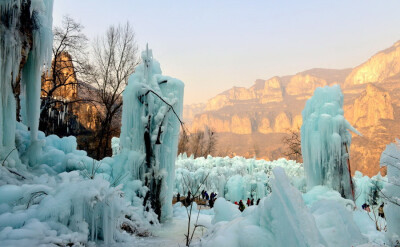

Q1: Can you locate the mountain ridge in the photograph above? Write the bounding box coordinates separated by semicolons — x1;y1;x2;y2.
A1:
184;41;400;176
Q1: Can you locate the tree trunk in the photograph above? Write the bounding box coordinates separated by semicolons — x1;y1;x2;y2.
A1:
96;126;105;160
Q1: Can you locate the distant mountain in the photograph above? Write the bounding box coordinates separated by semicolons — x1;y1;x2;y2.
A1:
345;41;400;87
184;41;400;176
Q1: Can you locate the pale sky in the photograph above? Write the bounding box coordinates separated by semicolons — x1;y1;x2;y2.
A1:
53;0;400;104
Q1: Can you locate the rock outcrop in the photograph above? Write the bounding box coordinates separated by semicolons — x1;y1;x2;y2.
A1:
204;77;284;111
345;41;400;86
351;83;394;128
250;77;283;104
286;74;327;96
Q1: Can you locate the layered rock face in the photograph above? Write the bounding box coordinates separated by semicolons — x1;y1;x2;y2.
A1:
286;74;327;96
204;77;284;112
41;52;78;101
184;41;400;176
345;41;400;86
349;83;394;128
40;53;102;133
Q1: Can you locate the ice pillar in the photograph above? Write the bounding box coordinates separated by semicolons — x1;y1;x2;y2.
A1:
301;85;359;199
119;46;184;222
0;0;53;163
380;140;400;244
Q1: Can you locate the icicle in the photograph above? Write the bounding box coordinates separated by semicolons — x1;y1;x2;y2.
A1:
20;0;53;143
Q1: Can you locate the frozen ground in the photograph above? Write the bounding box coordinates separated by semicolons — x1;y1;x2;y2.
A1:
104;195;386;247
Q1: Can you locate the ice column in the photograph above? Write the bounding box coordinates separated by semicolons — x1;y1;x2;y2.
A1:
119;46;184;222
301;85;359;199
20;0;53;143
0;0;53;163
380;140;400;244
0;1;21;158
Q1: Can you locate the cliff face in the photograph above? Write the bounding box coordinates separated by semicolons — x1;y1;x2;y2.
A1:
345;41;400;86
286;74;327;96
41;52;78;101
186;41;400;177
350;83;394;128
203;77;284;112
40;53;101;133
251;77;284;104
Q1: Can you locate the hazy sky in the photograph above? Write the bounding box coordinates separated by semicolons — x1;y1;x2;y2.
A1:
53;1;400;104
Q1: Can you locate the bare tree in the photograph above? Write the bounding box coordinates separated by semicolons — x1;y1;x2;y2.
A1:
181;173;210;246
191;131;205;158
203;128;216;157
88;22;139;159
39;16;90;136
282;128;302;162
178;127;217;158
178;128;190;155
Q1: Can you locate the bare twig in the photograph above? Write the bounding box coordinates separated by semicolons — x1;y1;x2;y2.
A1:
1;148;17;167
27;191;48;209
183;172;210;246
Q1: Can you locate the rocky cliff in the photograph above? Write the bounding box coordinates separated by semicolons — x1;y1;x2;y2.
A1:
184;41;400;176
345;41;400;87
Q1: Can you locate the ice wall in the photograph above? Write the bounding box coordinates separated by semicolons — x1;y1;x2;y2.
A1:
0;1;26;161
117;46;184;222
301;85;359;199
380;140;400;244
0;0;53;165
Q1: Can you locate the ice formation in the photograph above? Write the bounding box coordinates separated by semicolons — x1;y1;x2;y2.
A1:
0;123;156;245
0;0;52;166
0;2;179;245
380;140;400;244
301;85;359;199
115;45;184;222
353;171;386;208
175;155;305;202
197;167;369;247
19;0;53;147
